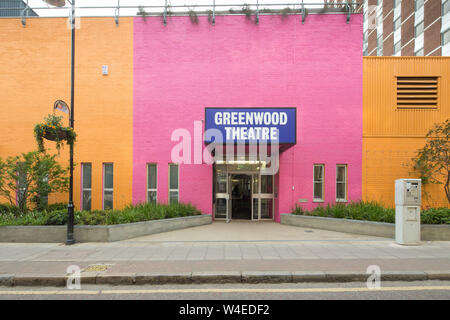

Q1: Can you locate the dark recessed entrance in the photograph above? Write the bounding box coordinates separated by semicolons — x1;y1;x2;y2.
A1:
230;174;252;220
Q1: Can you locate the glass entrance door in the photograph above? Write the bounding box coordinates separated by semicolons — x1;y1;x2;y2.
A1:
252;174;274;220
214;164;229;221
214;163;274;221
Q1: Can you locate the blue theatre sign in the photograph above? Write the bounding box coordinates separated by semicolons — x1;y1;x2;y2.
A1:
204;108;296;144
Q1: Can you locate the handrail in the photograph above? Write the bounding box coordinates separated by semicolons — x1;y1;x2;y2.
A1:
0;1;360;16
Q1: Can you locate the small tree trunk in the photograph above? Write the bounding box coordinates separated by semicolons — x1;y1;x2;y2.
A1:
445;172;450;205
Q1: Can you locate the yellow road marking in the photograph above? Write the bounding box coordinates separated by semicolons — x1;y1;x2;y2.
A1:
0;290;99;295
0;286;449;295
101;286;450;294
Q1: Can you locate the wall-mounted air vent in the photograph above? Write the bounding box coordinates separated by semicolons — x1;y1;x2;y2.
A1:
396;77;438;109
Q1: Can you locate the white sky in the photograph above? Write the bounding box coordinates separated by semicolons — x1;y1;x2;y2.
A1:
25;0;326;17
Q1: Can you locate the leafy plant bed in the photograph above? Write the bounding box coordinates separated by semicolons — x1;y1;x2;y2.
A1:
0;202;201;226
292;201;450;225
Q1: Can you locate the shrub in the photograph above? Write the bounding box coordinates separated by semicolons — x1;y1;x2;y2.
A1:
45;202;68;211
293;201;395;223
0;203;21;215
421;208;450;224
292;201;449;224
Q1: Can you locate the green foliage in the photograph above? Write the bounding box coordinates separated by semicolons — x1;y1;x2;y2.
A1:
188;9;198;24
421;208;450;224
34;114;76;153
0;151;69;212
292;201;449;224
281;7;293;17
207;10;213;24
45;202;68;211
411;120;450;204
137;5;148;22
0;203;21;215
0;202;202;226
241;4;252;19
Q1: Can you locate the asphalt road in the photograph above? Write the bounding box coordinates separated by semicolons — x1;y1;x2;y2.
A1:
0;281;449;300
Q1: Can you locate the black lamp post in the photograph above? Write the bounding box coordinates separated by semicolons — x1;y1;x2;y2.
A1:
44;0;75;245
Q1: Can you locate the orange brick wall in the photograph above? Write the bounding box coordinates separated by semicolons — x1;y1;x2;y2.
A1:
0;18;134;210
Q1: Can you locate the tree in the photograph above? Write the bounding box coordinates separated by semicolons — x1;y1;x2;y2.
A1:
411;120;450;204
0;151;69;212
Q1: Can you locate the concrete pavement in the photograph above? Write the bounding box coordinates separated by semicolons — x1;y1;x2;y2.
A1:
0;221;449;286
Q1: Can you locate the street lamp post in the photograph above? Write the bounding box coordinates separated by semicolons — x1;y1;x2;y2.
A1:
44;0;75;245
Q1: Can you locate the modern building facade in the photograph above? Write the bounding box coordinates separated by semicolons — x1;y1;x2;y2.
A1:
362;0;450;56
0;12;448;223
0;0;38;17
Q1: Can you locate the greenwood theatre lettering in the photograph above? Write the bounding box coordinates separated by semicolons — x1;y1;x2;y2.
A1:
204;108;296;144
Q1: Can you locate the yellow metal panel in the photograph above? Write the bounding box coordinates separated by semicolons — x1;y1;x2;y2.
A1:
363;57;450;208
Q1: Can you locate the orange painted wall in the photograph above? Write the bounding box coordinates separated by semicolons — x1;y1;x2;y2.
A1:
0;18;133;210
363;57;450;208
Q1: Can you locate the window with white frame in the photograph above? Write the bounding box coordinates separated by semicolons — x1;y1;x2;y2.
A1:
336;165;348;202
313;164;324;201
82;163;92;211
103;163;113;210
147;163;157;204
168;164;179;204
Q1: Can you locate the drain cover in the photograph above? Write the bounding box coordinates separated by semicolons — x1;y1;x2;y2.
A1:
304;230;313;233
83;264;110;272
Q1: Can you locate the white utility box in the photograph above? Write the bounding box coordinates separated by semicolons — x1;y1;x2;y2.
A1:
395;179;421;245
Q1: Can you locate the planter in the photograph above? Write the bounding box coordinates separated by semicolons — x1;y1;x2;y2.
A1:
43;129;68;142
280;214;450;241
0;214;212;243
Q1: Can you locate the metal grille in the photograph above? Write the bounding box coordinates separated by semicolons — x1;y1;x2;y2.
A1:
396;76;439;109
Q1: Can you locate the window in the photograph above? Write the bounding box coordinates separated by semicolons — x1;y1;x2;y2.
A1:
147;163;157;203
168;164;179;204
377;35;383;56
38;175;49;209
82;163;92;211
313;164;324;201
415;21;424;37
394;41;401;54
394;16;401;30
16;162;27;206
414;47;424;56
336;165;347;202
103;163;113;210
415;0;424;10
443;29;450;46
397;76;438;109
444;0;450;16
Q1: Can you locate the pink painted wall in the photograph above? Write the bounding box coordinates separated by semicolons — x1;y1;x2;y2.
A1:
133;14;363;220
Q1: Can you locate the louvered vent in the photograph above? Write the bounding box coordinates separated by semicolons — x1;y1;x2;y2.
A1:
397;77;438;109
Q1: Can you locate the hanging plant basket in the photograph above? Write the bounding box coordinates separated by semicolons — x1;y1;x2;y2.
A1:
34;114;77;152
43;129;69;142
